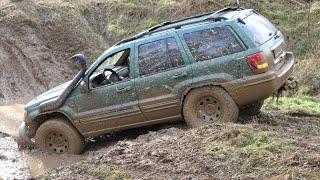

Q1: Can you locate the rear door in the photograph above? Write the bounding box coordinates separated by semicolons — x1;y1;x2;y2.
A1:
134;32;192;122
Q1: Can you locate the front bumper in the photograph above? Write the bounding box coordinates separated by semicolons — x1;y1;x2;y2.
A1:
17;122;34;149
223;52;294;106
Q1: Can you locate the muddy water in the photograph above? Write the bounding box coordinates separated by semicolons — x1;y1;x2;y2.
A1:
0;105;84;179
0;104;24;136
0;104;186;179
0;133;29;179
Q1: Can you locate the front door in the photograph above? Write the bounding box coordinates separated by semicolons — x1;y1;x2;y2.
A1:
134;34;192;122
74;48;146;137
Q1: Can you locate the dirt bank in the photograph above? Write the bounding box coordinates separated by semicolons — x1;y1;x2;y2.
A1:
1;0;319;105
0;0;108;104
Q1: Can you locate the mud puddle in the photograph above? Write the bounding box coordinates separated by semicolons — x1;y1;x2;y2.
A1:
0;105;86;179
0;132;29;179
0;104;187;179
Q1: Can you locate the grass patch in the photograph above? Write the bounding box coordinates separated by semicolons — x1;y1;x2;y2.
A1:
84;163;129;180
202;127;320;178
264;96;320;117
204;129;292;169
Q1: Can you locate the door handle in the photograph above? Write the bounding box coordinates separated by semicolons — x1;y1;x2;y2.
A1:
172;73;187;79
116;86;131;93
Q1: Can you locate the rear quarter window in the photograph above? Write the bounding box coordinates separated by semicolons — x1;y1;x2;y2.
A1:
183;26;244;62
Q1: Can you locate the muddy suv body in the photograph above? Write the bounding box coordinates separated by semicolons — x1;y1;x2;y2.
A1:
19;7;294;154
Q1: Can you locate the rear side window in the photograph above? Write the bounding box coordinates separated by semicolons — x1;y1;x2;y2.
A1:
183;26;244;62
138;37;185;76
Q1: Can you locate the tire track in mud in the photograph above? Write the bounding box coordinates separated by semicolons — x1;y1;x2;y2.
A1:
44;112;320;179
0;103;319;179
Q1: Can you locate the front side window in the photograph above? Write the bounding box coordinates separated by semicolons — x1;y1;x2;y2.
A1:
89;49;131;88
94;50;128;73
183;26;244;62
138;37;185;76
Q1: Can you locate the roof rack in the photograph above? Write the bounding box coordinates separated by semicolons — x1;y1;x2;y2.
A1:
115;6;244;46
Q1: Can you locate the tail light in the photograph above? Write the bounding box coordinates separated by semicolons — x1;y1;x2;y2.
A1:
246;53;269;74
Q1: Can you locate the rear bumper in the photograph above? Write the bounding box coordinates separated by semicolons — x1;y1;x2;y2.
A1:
223;52;294;106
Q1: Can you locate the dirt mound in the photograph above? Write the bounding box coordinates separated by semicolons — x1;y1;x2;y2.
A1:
0;0;205;104
43;112;320;179
0;1;108;104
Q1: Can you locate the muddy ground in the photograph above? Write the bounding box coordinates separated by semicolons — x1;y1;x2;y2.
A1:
0;105;319;179
0;105;86;179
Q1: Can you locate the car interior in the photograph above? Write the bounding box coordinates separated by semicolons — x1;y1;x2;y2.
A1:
89;49;131;88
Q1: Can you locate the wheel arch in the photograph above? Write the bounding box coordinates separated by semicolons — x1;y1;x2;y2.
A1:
181;84;239;126
180;83;231;107
28;111;81;138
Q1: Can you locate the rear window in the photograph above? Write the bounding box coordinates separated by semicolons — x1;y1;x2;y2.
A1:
240;12;278;46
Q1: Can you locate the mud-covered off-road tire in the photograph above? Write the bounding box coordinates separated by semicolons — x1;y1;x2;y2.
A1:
240;100;264;116
35;118;85;154
183;86;239;127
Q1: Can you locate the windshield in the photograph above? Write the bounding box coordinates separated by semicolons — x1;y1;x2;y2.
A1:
239;12;278;46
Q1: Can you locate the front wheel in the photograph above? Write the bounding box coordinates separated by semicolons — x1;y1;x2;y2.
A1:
183;86;239;128
35;118;85;154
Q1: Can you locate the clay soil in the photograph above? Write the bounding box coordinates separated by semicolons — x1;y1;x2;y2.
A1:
42;111;320;179
0;105;319;179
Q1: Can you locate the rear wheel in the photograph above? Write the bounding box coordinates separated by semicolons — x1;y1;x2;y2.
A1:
35;118;85;154
183;86;239;127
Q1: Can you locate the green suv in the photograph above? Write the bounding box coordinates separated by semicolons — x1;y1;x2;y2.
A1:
18;7;294;154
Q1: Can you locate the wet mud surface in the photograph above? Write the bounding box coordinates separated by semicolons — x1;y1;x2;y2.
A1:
0;104;186;179
0;105;86;179
44;112;320;179
0;104;319;179
0;132;29;179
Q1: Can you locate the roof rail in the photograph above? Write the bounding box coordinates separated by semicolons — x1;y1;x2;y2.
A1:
115;6;243;46
210;6;244;17
150;16;228;34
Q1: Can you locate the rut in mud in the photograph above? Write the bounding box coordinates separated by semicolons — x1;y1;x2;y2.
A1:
0;104;319;179
43;112;320;179
0;104;185;179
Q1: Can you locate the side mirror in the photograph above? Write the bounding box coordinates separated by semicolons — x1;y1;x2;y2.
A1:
80;81;89;93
